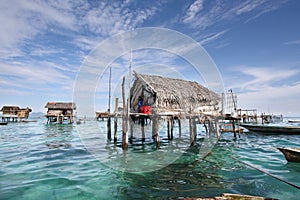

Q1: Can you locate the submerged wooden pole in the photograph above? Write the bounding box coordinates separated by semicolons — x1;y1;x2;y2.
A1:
178;118;182;138
189;116;195;146
141;116;145;142
170;117;174;140
122;77;128;149
232;119;236;138
167;119;170;140
152;110;160;148
107;117;111;140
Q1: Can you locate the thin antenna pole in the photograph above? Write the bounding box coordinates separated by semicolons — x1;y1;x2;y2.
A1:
108;66;112;113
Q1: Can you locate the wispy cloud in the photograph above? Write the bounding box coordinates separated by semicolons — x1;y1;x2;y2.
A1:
82;1;158;37
284;39;300;45
181;0;287;32
200;30;228;45
231;66;299;91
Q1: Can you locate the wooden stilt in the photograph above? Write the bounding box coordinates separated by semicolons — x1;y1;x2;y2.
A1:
114;98;118;143
170;117;174;140
232;119;236;138
122;77;128;149
141;116;145;142
178;118;182;138
189;116;195;146
192;117;197;141
107;117;111;140
152;110;159;148
167;119;170;140
114;117;118;143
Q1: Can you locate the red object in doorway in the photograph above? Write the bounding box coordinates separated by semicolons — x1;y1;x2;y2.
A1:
140;106;152;114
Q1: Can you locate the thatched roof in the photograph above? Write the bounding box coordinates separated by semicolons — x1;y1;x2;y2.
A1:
45;102;76;110
131;72;220;112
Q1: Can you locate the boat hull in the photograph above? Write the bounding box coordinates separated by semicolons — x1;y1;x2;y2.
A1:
277;147;300;162
241;124;300;135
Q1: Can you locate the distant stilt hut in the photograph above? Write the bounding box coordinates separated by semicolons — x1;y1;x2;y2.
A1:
45;102;76;124
0;106;32;122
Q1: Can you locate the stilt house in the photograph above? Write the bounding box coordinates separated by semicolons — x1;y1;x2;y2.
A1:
0;106;32;122
45;102;76;124
130;72;220;115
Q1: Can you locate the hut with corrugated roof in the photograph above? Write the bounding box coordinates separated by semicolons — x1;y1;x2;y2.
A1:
45;102;76;124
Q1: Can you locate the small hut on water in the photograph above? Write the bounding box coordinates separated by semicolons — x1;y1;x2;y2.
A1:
130;71;220;115
118;72;221;147
0;106;32;122
45;102;76;124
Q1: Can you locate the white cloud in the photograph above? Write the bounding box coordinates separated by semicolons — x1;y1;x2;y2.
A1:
224;66;300;115
238;83;300;116
182;0;204;23
0;61;74;90
200;30;228;45
235;67;299;90
83;1;157;37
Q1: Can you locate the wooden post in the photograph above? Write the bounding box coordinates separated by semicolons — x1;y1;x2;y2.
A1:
122;77;128;149
178;118;182;138
170;117;174;140
114;98;119;143
189;116;195;146
107;116;111;140
141;116;145;142
232;119;236;138
167;118;170;140
192;117;197;141
152;110;159;148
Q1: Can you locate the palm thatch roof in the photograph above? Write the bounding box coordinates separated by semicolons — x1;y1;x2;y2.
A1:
45;102;76;110
130;72;220;113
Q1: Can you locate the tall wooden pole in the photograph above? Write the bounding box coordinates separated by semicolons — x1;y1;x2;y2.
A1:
122;77;128;149
114;98;119;143
107;66;112;140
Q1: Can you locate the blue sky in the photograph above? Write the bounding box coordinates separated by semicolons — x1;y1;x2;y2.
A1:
0;0;299;116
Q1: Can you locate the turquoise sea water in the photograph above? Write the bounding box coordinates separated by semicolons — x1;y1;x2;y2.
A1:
1;119;300;199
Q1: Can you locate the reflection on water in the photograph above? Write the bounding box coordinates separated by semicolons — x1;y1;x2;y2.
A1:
44;124;73;149
0;120;299;199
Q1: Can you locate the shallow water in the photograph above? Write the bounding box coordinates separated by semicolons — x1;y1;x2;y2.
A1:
0;119;300;199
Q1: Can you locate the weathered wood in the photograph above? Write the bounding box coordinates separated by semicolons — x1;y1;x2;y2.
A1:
152;110;160;148
114;98;118;143
170;117;174;140
189;116;195;146
141;116;145;142
107;117;111;140
122;77;128;149
178;118;182;138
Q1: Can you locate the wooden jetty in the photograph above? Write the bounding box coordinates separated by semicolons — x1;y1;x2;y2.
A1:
0;106;32;122
45;102;76;124
99;71;222;149
240;123;300;135
277;147;300;162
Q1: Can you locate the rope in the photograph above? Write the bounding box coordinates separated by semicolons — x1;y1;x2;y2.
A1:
231;156;300;190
